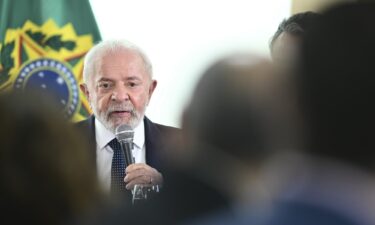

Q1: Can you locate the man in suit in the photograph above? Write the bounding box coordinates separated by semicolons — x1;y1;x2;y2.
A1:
76;40;177;198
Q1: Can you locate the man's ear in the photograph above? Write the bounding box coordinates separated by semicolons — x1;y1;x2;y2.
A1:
148;80;157;99
80;83;90;101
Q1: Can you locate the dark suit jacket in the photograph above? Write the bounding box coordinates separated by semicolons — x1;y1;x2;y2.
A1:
77;117;230;225
75;115;178;174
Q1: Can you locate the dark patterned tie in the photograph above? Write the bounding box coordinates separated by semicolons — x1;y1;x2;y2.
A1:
108;138;126;192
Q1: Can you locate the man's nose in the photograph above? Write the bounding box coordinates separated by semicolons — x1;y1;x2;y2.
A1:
111;85;129;102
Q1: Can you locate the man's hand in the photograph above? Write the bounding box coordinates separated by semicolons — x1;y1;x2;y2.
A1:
124;163;163;190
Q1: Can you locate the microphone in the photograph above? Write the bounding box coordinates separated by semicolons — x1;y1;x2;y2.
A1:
115;124;135;165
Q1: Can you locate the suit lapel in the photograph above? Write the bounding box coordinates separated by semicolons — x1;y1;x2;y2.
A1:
75;115;97;172
144;117;162;170
86;115;96;157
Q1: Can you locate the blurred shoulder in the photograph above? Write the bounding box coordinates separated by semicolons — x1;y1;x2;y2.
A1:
155;123;180;133
144;117;180;134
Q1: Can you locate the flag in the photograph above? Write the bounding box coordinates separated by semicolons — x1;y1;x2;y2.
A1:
0;0;101;121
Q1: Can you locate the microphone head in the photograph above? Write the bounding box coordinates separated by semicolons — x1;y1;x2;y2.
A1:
115;124;134;142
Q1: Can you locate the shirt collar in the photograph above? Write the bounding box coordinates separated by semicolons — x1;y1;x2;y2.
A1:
133;119;145;149
95;118;145;149
95;118;115;150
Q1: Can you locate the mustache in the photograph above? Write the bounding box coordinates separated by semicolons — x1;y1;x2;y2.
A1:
107;103;136;115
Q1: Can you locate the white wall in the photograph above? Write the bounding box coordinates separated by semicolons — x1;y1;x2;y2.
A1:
89;0;291;127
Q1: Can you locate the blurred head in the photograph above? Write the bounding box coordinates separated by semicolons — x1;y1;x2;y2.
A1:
297;3;375;170
270;12;321;66
0;92;100;225
183;54;296;165
81;40;157;132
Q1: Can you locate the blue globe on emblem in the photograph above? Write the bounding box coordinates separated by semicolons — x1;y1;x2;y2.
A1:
14;58;80;119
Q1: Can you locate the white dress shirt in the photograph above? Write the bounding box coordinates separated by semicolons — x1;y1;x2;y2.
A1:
95;118;146;192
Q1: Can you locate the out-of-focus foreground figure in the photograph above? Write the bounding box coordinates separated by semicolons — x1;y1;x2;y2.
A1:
250;2;375;225
0;92;101;225
179;53;299;225
172;54;296;224
190;2;375;225
270;11;320;68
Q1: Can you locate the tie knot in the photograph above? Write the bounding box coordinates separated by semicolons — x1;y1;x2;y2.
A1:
108;138;121;152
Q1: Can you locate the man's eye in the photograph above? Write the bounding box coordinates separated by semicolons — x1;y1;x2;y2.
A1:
128;82;138;88
99;82;112;89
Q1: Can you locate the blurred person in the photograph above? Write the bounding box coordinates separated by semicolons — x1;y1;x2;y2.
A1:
0;92;101;225
175;53;300;225
270;11;320;68
189;4;375;225
196;2;375;225
77;39;178;201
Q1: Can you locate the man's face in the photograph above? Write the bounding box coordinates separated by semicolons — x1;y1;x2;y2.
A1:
81;50;157;132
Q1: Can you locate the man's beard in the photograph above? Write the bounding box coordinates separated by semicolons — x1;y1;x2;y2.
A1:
91;101;143;132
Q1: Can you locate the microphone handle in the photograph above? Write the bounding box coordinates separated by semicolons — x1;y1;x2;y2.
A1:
120;141;135;165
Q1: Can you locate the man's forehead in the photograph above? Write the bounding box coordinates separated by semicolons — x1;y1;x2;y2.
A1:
86;49;150;85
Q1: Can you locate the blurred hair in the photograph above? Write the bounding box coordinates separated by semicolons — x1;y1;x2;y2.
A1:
296;2;375;170
0;91;100;225
183;54;295;163
270;11;321;48
83;39;153;84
